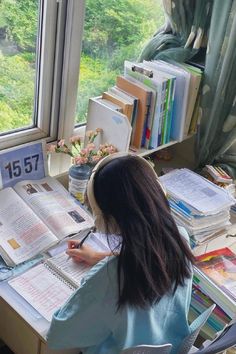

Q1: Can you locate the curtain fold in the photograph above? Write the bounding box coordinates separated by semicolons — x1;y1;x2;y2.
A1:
140;0;236;177
139;0;212;63
197;0;236;177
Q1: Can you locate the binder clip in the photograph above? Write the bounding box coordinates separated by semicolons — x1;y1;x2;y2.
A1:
131;65;153;78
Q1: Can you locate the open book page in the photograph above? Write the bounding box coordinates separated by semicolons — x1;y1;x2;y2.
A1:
45;232;122;287
8;263;74;322
13;176;94;240
46;252;92;288
0;188;58;266
7;232;121;321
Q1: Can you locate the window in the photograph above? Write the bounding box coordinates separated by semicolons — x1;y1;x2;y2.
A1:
0;0;77;149
0;0;164;153
75;0;165;126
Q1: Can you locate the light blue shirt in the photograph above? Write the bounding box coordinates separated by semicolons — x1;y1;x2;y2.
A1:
47;228;193;354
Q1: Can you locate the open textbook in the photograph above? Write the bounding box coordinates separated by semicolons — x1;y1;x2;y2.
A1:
0;176;93;266
8;232;121;321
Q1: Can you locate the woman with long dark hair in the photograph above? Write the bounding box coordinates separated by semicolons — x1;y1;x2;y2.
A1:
47;153;194;354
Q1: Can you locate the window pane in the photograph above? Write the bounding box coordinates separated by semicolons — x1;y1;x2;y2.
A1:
0;0;39;134
75;0;165;125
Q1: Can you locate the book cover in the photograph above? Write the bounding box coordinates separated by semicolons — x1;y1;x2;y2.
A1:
195;248;236;301
108;86;138;129
116;75;152;149
177;63;202;138
102;91;133;121
86;97;132;152
146;60;190;142
96;97;123;112
123;61;158;149
142;61;174;147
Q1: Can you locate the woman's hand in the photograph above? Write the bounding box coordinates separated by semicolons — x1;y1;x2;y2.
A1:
66;240;112;266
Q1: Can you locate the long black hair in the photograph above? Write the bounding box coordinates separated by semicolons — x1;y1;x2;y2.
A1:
93;155;194;308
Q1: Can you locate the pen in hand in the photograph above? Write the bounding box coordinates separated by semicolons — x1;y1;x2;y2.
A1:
66;228;94;261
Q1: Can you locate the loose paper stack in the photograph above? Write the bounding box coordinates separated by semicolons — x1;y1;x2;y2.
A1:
159;169;235;244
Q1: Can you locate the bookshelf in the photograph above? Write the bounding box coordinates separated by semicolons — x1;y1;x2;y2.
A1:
131;139;179;157
85;60;202;166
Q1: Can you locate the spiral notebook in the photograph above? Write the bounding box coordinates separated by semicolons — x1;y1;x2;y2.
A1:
8;252;92;321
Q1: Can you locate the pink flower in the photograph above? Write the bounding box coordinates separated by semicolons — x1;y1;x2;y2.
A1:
80;148;89;157
86;143;96;151
85;130;94;138
74;156;88;165
58;139;65;147
46;144;56;153
70;136;81;144
96;128;103;133
46;129;116;166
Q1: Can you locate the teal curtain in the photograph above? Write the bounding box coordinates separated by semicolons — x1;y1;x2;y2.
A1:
140;0;236;178
197;0;236;178
139;0;213;63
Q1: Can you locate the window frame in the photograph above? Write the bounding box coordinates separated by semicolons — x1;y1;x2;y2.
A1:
0;0;85;151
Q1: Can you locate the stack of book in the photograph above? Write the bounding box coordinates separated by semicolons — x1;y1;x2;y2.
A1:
193;247;236;320
159;168;235;245
202;165;235;197
201;165;236;216
86;60;202;151
190;285;232;339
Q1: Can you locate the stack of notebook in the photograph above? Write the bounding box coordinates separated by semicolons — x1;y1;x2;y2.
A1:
159;168;235;245
190;284;232;339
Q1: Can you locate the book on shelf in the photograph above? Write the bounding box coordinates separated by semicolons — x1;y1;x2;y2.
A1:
116;75;152;149
123;63;157;149
141;61;175;148
95;96;123;112
8;232;121;321
177;63;202;138
188;94;200;135
86;97;132;153
107;86;138;128
144;60;190;142
0;175;94;267
102;91;133;122
124;60;174;149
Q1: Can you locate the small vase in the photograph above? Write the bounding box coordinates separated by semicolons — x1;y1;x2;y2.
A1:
68;164;92;203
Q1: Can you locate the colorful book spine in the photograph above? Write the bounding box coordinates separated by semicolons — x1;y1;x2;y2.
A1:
166;77;176;143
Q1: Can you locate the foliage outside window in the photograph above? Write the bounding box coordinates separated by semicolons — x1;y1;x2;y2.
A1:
0;0;38;134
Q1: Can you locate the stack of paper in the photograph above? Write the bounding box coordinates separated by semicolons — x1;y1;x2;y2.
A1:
159;169;235;244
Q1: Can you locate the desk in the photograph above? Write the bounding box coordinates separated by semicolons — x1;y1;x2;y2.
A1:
1;224;236;354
